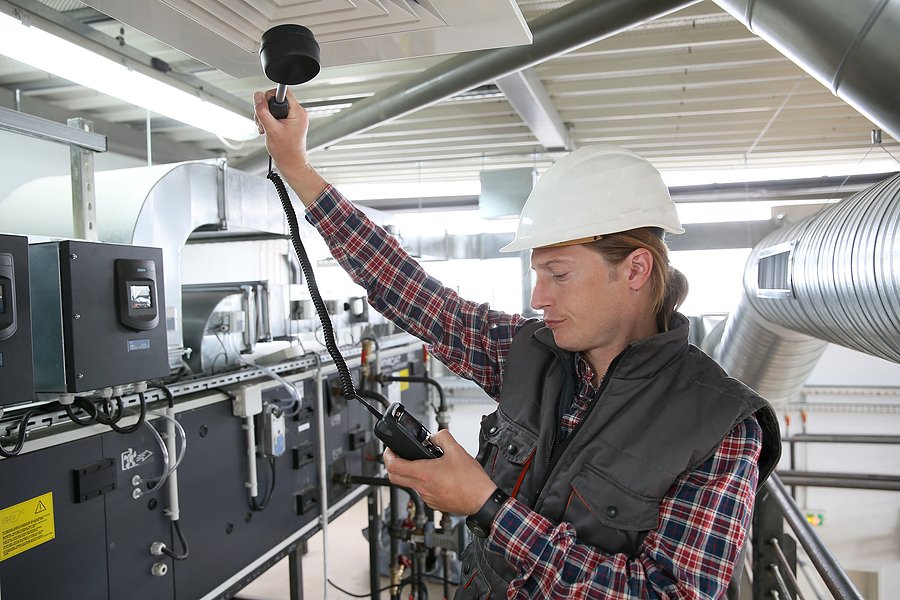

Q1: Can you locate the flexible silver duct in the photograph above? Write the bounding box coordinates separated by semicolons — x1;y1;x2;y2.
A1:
715;172;900;403
713;0;900;141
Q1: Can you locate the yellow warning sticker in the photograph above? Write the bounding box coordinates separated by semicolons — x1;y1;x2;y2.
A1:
396;369;410;392
1;492;55;562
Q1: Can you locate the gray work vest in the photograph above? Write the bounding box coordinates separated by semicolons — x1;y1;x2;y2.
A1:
456;314;781;599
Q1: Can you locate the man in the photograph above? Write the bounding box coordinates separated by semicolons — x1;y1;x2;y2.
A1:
254;89;780;598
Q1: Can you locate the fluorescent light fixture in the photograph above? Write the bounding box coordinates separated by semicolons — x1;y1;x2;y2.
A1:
0;12;258;141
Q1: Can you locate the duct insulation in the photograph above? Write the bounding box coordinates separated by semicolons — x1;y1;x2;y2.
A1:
715;172;900;404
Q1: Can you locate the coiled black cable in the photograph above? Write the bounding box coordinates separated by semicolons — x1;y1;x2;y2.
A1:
267;168;381;420
64;396;99;426
0;408;42;458
94;396;122;426
109;392;147;434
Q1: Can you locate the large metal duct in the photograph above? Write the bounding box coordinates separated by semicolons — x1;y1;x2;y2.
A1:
715;173;900;403
713;0;900;142
235;0;699;174
0;161;290;370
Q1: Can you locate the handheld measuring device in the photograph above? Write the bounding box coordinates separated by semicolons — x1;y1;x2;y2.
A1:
260;25;442;462
374;403;443;460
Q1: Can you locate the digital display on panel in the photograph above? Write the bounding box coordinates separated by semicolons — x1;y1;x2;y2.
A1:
130;284;152;310
0;282;7;315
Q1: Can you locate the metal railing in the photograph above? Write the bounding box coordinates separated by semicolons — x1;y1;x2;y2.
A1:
751;433;900;599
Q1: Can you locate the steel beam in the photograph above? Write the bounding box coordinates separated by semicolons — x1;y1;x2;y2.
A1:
0;104;106;150
495;68;572;151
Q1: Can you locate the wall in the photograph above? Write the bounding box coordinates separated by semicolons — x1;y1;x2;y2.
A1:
0;130;145;216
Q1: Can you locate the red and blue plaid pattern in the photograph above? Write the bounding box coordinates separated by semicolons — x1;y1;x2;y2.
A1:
308;185;762;598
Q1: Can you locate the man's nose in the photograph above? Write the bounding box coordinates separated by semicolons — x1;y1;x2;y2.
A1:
530;280;548;311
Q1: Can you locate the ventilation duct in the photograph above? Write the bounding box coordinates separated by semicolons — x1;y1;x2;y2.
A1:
713;0;900;141
714;173;900;403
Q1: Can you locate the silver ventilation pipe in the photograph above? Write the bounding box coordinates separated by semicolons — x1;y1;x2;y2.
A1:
715;173;900;403
235;0;700;174
713;0;900;142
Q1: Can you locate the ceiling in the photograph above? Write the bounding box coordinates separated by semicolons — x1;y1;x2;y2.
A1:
0;0;898;201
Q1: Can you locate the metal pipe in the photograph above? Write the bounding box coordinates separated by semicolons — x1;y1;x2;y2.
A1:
783;434;900;445
776;471;900;491
275;83;288;105
769;537;806;600
376;374;447;412
713;0;900;141
235;0;700;174
765;475;865;600
770;563;800;600
389;485;401;600
315;372;331;600
340;474;425;517
367;490;380;600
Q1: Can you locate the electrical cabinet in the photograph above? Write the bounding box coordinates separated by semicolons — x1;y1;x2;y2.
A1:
0;234;34;406
29;240;169;393
0;345;427;600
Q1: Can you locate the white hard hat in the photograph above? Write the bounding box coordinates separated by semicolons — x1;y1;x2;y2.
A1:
499;145;684;253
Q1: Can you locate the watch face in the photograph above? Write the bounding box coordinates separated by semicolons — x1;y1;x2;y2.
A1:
465;515;489;538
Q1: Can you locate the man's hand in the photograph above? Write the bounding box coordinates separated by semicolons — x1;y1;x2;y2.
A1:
383;429;497;515
253;89;326;205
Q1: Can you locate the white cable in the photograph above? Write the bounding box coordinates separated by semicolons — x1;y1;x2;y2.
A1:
142;419;170;490
239;356;302;403
239;355;303;416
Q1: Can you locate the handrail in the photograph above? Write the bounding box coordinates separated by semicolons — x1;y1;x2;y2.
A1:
776;471;900;491
783;433;900;445
764;475;864;600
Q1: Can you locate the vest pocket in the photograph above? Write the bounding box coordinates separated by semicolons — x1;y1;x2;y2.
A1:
476;409;537;494
564;463;660;553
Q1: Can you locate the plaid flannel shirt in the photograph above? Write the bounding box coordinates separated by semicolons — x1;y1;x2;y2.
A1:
307;185;762;598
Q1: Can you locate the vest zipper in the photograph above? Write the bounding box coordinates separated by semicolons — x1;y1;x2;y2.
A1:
540;353;624;493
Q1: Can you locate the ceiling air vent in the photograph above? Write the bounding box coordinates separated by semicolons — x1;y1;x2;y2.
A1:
80;0;531;77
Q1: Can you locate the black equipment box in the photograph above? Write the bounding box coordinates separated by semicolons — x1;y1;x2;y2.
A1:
29;240;169;393
0;234;34;406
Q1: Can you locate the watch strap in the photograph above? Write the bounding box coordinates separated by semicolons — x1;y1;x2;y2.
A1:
465;487;509;538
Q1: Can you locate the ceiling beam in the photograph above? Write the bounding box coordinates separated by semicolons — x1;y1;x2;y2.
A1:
495;68;572;151
0;87;215;163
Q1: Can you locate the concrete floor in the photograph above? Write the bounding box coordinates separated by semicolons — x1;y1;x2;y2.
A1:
235;492;453;600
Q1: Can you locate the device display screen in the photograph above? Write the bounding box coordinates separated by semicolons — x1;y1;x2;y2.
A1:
397;407;429;443
130;284;153;310
0;282;6;315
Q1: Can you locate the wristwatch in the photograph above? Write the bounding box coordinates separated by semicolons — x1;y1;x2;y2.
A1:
465;487;509;538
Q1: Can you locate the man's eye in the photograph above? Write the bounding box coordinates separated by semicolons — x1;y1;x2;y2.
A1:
551;272;569;280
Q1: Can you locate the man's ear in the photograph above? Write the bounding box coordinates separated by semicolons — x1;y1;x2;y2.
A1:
626;248;653;291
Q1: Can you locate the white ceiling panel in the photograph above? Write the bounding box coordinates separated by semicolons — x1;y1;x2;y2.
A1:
78;0;531;76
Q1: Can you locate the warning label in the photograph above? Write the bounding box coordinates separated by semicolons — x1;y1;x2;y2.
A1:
1;492;55;562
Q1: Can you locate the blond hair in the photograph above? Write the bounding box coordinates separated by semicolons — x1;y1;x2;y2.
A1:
587;228;688;332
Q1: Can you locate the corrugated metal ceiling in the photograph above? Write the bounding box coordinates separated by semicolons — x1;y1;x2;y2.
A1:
0;0;896;194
